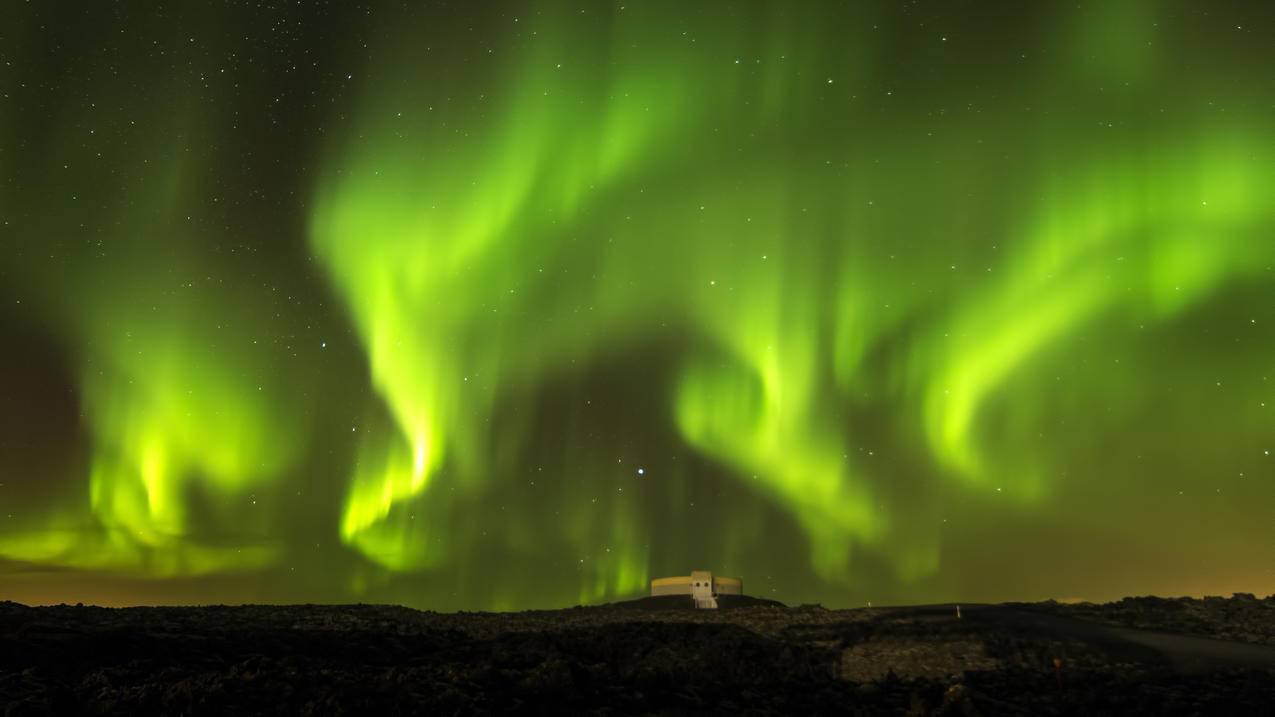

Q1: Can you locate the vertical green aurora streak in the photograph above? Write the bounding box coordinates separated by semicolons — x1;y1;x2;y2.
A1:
0;7;317;579
2;1;1275;608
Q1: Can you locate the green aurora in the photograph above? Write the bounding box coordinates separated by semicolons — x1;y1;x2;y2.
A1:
2;1;1274;609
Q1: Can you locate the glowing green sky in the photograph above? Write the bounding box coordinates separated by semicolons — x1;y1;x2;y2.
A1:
2;1;1274;609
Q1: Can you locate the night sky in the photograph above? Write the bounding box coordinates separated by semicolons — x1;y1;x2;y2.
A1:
3;1;1275;610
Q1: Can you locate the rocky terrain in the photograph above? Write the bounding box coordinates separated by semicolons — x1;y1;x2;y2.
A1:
3;594;1275;715
1033;593;1275;646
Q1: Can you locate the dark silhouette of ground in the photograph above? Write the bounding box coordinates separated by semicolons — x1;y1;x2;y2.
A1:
895;603;1275;672
606;594;786;611
2;594;1274;715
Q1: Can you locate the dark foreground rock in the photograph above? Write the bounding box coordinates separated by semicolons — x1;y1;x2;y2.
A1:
1026;593;1275;646
2;596;1275;715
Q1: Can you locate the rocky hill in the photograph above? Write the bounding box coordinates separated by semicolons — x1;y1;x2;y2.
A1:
3;595;1274;715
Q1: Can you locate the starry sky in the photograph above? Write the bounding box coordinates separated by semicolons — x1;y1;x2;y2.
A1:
2;1;1274;610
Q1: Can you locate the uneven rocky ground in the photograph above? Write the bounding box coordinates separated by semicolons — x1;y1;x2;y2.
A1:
3;594;1275;715
1032;593;1275;646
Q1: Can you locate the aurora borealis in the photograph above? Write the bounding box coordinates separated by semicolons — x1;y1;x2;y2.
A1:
3;0;1275;610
